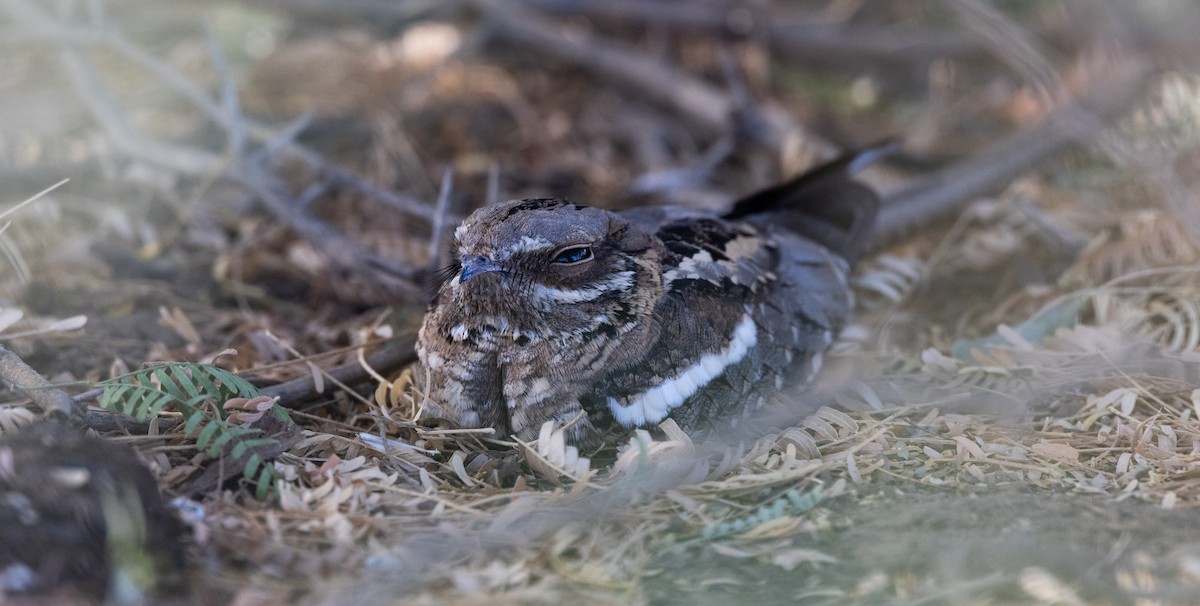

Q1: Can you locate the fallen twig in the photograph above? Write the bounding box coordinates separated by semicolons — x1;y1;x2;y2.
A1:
873;59;1156;249
259;335;418;408
8;0;441;222
77;409;182;435
473;0;830;155
524;0;1028;67
0;346;80;420
0;0;428;295
950;0;1064;107
427;168;455;271
244;0;453;29
234;164;422;295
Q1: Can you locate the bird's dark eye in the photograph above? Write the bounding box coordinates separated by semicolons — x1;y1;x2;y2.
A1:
551;245;594;265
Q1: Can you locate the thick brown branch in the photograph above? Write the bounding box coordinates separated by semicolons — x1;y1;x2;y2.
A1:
0;346;80;419
474;0;830;154
260;335;418;408
234;165;422;296
526;0;995;66
873;60;1156;249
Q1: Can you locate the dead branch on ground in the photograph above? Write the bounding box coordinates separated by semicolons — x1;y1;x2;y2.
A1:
259;335;418;408
473;0;831;157
0;346;80;419
874;59;1156;248
1;0;438;296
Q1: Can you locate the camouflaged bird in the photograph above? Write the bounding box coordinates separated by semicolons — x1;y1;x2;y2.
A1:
413;144;890;448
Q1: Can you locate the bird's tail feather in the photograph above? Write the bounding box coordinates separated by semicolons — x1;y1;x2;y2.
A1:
724;139;896;263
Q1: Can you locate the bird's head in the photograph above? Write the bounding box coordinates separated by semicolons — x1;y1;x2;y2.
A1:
442;198;662;323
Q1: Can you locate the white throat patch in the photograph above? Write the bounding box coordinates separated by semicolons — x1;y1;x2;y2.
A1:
608;313;758;427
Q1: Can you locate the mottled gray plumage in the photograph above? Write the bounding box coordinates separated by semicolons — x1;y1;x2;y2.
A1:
413;146;886;447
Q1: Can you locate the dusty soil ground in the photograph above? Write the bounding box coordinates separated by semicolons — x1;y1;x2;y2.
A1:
651;484;1200;605
3;1;1200;604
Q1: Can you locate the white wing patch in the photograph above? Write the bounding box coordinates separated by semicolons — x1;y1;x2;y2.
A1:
608;313;758;427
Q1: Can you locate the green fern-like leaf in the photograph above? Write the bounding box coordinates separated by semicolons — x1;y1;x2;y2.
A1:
253;462;276;501
99;362;291;499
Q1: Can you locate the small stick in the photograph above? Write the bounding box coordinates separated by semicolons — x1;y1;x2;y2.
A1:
427;167;454;270
204;22;247;158
259;335;418;408
0;346;81;420
473;0;830;155
524;0;1007;65
872;59;1154;250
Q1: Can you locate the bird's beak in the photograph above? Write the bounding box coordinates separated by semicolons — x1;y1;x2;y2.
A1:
459;256;505;283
